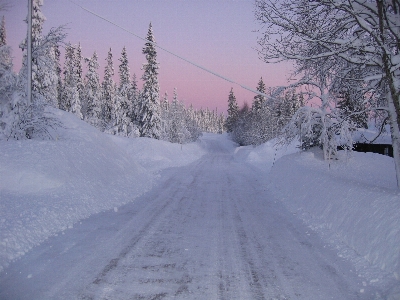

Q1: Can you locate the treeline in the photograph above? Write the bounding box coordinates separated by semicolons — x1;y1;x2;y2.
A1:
0;0;224;143
226;78;304;146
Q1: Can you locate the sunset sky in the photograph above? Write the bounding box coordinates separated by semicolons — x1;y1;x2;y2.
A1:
4;0;292;112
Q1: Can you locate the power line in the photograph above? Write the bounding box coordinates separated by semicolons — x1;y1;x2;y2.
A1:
68;0;268;98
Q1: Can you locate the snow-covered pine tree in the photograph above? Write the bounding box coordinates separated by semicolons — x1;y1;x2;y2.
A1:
59;45;72;112
0;15;17;139
218;114;225;134
226;88;238;132
129;73;139;123
168;88;186;143
185;103;202;141
252;77;266;112
75;43;85;117
160;91;169;138
161;91;169;113
138;23;161;139
61;43;82;119
54;45;63;109
101;48;115;130
111;46;132;136
83;51;101;128
0;16;6;47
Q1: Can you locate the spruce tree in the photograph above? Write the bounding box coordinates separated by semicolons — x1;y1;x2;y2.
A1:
226;88;239;132
129;73;139;124
113;46;131;136
83;51;101;128
54;45;63;109
138;23;161;139
160;91;169;138
0;16;6;47
252;77;266;112
102;48;115;129
169;88;182;143
62;43;82;119
75;43;85;116
0;16;17;139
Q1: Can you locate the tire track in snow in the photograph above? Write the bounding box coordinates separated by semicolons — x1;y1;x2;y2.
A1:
80;170;200;299
0;135;373;299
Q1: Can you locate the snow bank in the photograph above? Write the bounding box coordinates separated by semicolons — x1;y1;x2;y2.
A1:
267;148;400;279
110;134;206;173
0;109;205;272
233;138;300;172
235;136;400;291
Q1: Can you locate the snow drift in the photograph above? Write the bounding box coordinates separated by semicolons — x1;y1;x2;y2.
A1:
235;139;400;295
241;142;400;279
0;109;205;272
268;149;400;277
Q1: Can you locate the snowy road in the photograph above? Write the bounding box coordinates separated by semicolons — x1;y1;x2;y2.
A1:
0;135;371;299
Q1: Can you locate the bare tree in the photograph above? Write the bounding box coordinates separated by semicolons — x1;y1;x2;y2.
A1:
255;0;400;188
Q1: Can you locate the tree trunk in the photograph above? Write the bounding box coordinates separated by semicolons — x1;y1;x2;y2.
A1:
387;93;400;188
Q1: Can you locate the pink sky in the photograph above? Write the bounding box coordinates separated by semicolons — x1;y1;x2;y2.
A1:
4;0;292;113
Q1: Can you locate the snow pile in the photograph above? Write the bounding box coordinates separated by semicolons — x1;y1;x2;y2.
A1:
234;139;400;293
233;138;300;171
0;109;205;272
110;134;206;173
266;148;400;279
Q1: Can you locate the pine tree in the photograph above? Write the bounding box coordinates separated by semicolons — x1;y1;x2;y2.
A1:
0;16;6;47
185;103;202;141
226;88;239;132
102;48;115;129
138;23;161;139
252;77;266;112
160;91;169;138
75;43;85;116
113;46;132;136
83;51;101;127
0;16;17;139
61;43;82;119
168;88;184;143
54;45;63;109
129;73;139;124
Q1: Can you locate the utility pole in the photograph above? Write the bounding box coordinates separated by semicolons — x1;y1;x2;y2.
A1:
27;0;32;104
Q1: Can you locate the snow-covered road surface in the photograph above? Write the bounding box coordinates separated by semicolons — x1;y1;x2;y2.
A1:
0;135;373;299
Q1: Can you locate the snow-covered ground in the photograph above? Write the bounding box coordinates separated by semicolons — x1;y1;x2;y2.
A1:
1;109;400;298
236;139;400;298
0;109;205;273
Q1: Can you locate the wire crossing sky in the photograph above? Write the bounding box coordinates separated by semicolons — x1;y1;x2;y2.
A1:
68;0;269;98
5;0;291;112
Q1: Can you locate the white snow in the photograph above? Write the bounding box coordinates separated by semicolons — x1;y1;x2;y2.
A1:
1;108;399;297
353;124;392;144
0;108;205;272
236;139;400;293
267;149;400;276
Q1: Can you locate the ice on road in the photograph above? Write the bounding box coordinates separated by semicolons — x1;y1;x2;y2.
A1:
0;135;370;299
